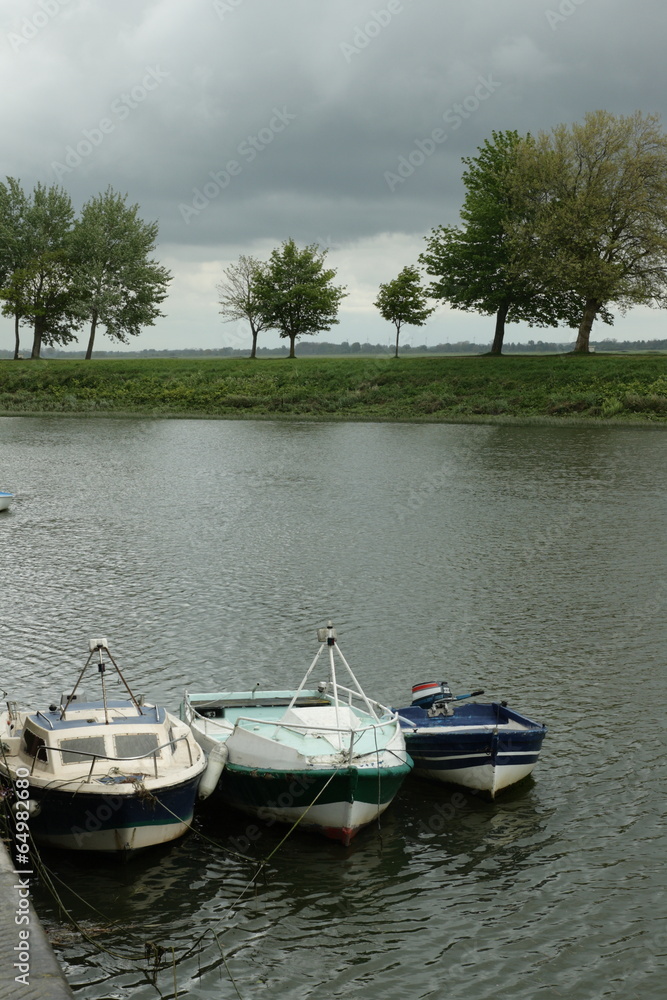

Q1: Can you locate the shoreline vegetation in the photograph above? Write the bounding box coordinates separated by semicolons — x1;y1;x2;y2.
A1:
1;354;667;425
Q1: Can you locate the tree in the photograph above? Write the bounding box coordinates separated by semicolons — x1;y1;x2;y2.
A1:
420;131;584;354
0;177;31;358
71;188;172;359
0;182;78;358
254;239;346;358
217;255;270;358
511;111;667;353
374;265;434;357
1;251;81;357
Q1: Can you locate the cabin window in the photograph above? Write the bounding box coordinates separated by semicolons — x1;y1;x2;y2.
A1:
114;733;160;761
23;727;48;762
60;736;107;765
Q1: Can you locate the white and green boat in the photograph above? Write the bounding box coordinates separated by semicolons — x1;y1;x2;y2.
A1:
182;622;412;845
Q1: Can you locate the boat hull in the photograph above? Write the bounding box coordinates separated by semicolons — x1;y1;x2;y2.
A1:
409;749;542;796
399;702;547;797
216;760;413;845
0;493;13;512
11;774;202;852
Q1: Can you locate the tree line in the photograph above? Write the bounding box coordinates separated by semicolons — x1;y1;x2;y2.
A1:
4;110;664;361
220;110;667;356
0;180;171;359
217;240;432;359
5;335;667;361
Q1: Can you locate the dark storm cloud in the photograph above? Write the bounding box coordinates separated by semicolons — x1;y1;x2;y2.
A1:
1;0;666;347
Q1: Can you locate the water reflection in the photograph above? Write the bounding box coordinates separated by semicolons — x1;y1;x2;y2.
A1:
1;416;665;1000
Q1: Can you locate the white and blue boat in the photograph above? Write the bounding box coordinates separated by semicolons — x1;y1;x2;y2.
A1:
0;639;207;852
0;491;13;512
396;681;547;797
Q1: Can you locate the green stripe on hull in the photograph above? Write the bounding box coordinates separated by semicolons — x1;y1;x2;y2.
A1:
220;762;411;812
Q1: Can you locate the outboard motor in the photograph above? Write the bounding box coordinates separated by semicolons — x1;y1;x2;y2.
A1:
411;681;454;711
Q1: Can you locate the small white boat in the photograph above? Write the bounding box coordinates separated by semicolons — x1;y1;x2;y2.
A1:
0;491;13;511
183;622;413;845
396;681;547;797
0;639;207;852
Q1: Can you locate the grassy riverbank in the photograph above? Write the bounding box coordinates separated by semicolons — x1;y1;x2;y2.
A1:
1;354;667;422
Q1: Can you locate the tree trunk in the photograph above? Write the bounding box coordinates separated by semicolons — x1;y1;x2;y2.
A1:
573;298;600;353
31;316;44;359
394;323;400;358
288;334;296;358
490;300;510;355
85;312;98;360
249;325;258;359
13;313;20;360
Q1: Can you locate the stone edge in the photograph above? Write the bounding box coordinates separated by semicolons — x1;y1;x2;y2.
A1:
0;837;75;999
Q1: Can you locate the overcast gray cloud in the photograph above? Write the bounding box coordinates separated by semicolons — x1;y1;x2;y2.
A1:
1;0;666;350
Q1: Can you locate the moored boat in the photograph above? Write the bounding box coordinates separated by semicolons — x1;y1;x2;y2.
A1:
0;491;13;511
183;621;413;845
395;681;547;797
0;638;207;852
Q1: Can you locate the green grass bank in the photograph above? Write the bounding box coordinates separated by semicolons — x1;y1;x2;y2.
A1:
1;353;667;423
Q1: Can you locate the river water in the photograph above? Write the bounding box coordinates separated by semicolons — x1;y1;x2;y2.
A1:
0;416;665;999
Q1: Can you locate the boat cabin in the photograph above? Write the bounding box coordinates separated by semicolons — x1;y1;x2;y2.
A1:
6;699;194;778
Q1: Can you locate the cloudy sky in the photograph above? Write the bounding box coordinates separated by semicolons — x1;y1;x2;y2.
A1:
1;0;665;352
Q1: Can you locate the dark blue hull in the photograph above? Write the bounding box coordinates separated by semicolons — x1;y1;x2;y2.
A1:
19;774;201;852
396;702;547;796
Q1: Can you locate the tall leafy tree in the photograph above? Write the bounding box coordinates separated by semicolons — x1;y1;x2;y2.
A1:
420;131;582;354
0;182;78;358
509;110;667;352
217;255;270;358
71;188;172;359
254;239;346;358
374;265;434;358
0;177;31;358
1;252;81;356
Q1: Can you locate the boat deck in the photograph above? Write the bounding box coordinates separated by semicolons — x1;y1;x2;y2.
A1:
189;691;399;758
396;701;545;733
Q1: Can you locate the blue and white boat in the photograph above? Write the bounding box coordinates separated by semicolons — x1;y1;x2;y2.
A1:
395;681;547;797
0;639;207;852
0;491;13;512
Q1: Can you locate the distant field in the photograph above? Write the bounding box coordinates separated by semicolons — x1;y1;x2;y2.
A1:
1;354;667;423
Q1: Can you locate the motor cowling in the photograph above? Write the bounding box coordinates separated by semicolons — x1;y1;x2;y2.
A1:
411;681;454;708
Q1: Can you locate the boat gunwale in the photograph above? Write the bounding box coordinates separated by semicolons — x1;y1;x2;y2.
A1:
184;683;400;732
399;722;542;734
396;701;547;734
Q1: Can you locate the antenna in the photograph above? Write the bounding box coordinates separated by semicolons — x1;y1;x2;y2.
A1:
60;639;144;720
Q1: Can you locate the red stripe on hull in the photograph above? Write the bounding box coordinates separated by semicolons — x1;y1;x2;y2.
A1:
321;826;359;847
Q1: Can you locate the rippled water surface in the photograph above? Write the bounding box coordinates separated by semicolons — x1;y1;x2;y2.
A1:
0;416;665;999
